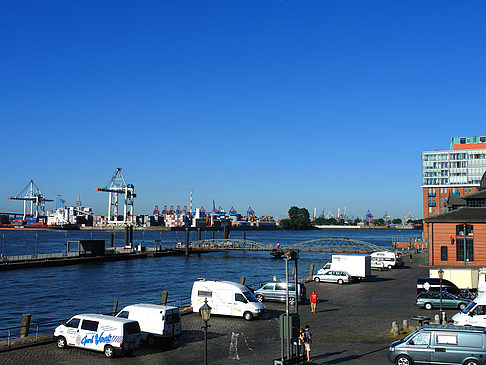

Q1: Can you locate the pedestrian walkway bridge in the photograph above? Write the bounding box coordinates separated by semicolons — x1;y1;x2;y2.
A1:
175;237;388;254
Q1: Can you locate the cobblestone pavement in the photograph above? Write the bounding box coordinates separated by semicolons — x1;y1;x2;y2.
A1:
1;254;442;365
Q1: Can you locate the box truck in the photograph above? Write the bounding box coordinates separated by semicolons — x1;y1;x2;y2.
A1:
317;254;371;280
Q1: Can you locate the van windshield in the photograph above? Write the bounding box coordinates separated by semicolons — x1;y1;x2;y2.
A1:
243;291;258;302
462;301;476;314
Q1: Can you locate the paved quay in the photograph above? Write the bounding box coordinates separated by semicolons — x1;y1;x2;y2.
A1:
1;254;441;365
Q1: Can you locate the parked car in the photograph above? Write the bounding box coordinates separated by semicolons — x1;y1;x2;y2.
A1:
416;291;471;311
387;324;486;365
417;277;462;297
313;270;351;284
254;282;306;305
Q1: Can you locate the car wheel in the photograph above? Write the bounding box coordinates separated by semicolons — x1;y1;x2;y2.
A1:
146;334;156;346
256;294;264;302
395;354;412;365
387;265;393;270
57;336;67;349
425;303;433;310
314;277;320;283
104;345;115;358
337;279;344;285
289;297;296;306
464;360;480;365
459;303;467;311
244;311;253;321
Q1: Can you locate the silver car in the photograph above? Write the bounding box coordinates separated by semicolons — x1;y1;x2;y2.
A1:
313;270;351;284
254;282;306;305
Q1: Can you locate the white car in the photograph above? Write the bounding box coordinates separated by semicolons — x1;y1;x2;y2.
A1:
313;270;351;284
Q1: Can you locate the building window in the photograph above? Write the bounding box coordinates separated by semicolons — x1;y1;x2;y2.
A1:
441;246;448;261
456;224;474;236
456;238;474;263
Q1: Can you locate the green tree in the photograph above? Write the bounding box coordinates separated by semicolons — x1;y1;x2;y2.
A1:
392;218;402;224
284;206;312;230
374;218;385;226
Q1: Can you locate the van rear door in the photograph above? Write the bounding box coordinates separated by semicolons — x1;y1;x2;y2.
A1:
165;309;181;337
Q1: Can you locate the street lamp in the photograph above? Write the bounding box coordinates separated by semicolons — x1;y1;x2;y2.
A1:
438;267;444;324
200;298;212;365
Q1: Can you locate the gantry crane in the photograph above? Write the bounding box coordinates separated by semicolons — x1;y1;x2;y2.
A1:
7;180;53;219
95;168;136;225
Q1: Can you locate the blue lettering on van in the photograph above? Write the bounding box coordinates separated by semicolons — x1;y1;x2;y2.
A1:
95;332;112;345
80;332;112;346
81;334;94;346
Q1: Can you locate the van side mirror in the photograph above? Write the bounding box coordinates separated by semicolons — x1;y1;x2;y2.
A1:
469;312;474;317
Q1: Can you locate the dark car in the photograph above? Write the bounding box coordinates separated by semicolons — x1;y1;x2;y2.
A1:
417;277;461;296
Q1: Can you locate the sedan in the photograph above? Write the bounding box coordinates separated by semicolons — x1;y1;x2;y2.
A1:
313;270;351;285
416;291;471;311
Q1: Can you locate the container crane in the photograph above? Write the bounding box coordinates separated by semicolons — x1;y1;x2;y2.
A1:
95;168;136;225
7;180;53;219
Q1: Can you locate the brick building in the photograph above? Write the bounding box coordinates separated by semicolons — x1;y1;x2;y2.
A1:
422;136;486;234
425;172;486;266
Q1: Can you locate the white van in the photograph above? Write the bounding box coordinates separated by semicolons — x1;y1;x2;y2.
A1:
191;280;265;320
371;251;402;269
453;291;486;327
116;303;181;345
54;313;141;358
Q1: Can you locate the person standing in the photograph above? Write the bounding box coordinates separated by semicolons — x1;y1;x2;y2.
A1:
304;325;312;362
309;290;319;313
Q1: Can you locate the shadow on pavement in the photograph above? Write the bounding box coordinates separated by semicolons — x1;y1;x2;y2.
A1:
366;276;395;283
319;345;389;364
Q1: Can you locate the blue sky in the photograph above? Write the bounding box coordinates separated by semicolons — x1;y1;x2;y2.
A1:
1;1;485;220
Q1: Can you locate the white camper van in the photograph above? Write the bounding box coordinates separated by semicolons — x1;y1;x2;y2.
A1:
54;313;141;358
371;251;402;269
191;280;265;320
453;292;486;327
116;303;181;345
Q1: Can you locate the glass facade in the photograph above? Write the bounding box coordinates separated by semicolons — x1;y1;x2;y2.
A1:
422;149;486;186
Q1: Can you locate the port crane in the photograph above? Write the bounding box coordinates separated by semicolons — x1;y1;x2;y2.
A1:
7;180;53;219
95;168;136;225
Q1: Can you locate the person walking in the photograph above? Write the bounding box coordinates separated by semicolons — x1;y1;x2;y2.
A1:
304;325;312;362
309;290;319;313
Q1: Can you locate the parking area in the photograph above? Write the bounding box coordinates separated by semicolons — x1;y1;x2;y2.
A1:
0;253;445;365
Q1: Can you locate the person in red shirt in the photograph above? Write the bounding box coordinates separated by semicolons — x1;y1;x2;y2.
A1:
309;290;319;313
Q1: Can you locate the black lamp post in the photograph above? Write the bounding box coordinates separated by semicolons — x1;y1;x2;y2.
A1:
200;298;212;365
438;267;444;324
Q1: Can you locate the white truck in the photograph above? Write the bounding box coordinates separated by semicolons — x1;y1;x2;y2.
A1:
429;268;479;291
317;255;371;280
116;303;181;345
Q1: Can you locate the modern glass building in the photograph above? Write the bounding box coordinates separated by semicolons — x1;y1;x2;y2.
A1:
422;136;486;223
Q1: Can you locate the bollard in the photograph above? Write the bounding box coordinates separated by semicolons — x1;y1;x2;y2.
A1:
434;314;440;324
19;314;32;338
112;300;119;316
240;277;246;285
442;312;447;323
402;319;409;331
309;264;315;278
161;291;168;305
391;321;399;336
185;228;190;257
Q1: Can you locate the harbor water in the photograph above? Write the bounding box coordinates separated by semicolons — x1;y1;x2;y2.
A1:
0;228;421;331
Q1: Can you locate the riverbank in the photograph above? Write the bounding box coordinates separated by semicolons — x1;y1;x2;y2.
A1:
0;252;436;364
